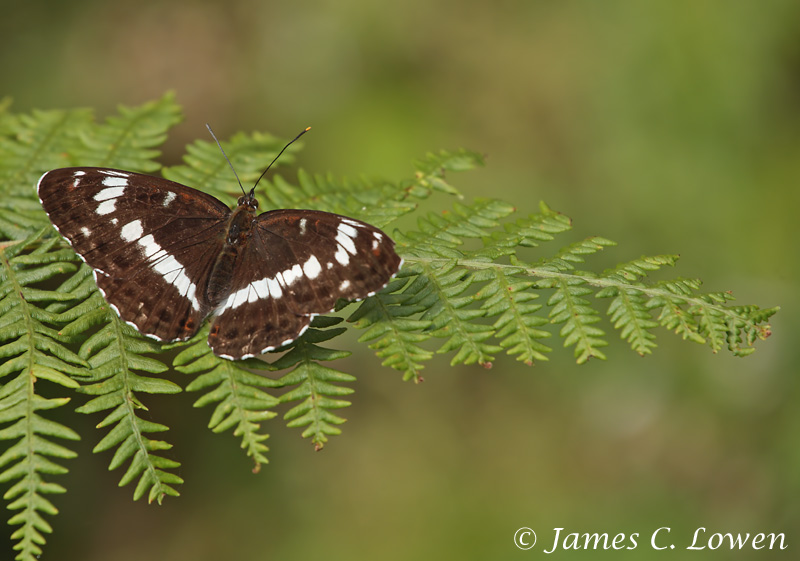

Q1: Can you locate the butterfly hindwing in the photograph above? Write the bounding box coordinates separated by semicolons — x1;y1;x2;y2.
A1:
208;210;402;359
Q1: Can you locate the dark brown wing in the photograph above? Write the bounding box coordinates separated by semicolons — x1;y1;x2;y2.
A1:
208;209;402;359
38;167;231;341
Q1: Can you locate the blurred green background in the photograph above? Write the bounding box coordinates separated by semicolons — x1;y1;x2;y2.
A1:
2;1;798;559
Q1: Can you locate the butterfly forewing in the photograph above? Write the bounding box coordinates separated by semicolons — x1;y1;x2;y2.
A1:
37;166;403;359
38;167;230;341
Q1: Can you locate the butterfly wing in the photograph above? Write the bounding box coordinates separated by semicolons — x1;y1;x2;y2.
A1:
38;167;231;341
208;209;403;359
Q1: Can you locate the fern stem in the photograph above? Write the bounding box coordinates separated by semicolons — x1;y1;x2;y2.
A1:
402;256;765;335
107;314;170;501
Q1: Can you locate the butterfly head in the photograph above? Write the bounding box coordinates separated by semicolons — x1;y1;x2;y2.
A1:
237;193;259;210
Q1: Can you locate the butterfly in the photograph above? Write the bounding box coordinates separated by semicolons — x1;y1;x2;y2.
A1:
37;130;402;359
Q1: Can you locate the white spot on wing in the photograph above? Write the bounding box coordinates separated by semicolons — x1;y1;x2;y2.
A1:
246;285;257;304
162;268;181;285
149;248;169;262
80;226;91;237
36;171;50;198
299;218;307;235
139;235;160;257
334;246;349;266
303;254;322;279
338;223;358;239
220;274;285;314
163;191;177;207
74;170;86;177
135;234;200;310
295;322;312;340
232;288;248;309
157;257;194;301
120;219;143;242
336;230;357;255
96;199;116;215
221;293;236;312
94;186;125;201
102;170;130;178
267;277;282;299
250;279;268;301
340;279;351;290
282;263;303;286
101;176;128;187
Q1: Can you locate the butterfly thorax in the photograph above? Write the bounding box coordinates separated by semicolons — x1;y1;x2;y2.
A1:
207;197;259;307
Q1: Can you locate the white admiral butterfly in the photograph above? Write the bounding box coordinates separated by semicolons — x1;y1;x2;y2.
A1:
37;130;402;360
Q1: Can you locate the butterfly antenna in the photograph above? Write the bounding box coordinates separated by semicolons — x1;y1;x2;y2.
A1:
251;126;311;196
206;123;247;197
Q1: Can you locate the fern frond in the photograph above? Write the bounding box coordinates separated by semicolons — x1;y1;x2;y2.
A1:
643;281;777;357
74;313;182;504
0;97;189;507
474;201;573;259
402;261;501;367
0;107;94;240
724;305;776;357
265;171;416;229
547;278;609;363
412;148;485;196
603;289;659;356
73;92;182;171
46;266;105;330
533;236;616;273
348;275;433;382
0;231;84;561
162;130;303;202
174;326;280;471
258;149;483;228
474;269;551;365
397;198;516;258
594;255;680;356
271;317;355;450
392;198;774;368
